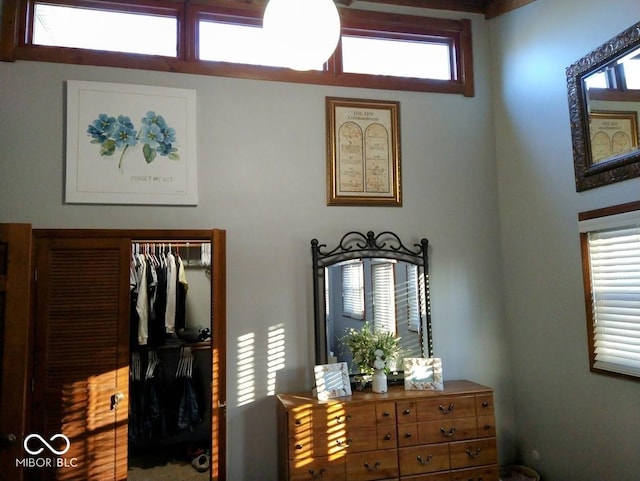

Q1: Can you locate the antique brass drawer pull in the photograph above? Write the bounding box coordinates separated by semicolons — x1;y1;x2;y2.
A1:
403;408;411;415
440;427;456;437
308;467;326;478
417;454;433;465
336;438;352;446
295;444;303;450
465;447;482;458
383;433;392;440
364;461;381;471
438;403;455;414
335;414;352;423
404;432;412;438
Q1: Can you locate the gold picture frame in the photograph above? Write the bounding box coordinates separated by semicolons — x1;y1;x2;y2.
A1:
589;110;639;165
326;97;401;206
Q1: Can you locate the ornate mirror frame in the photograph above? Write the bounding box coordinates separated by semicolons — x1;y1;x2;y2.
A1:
311;231;433;374
566;21;640;191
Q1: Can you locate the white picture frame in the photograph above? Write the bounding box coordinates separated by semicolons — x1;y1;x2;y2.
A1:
65;80;198;205
314;362;352;401
404;357;444;391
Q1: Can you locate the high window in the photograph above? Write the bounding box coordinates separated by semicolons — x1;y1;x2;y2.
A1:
2;0;474;95
579;201;640;380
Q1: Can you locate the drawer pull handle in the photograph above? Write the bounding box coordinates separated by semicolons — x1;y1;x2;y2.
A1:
439;403;455;414
403;409;411;415
404;432;412;438
364;461;381;471
383;433;392;440
335;414;352;423
336;438;352;446
295;419;302;426
295;444;303;450
483;424;492;430
383;411;391;417
308;468;326;479
440;427;456;437
465;447;482;458
417;454;433;465
482;401;489;408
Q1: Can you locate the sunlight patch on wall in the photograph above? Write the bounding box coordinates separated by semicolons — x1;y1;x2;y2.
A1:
237;332;256;407
267;323;286;395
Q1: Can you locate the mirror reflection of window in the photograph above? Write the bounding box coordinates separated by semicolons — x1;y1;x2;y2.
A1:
621;53;640;88
371;261;396;334
341;260;364;319
406;264;421;333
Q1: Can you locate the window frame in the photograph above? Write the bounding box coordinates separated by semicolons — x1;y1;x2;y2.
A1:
1;0;474;96
579;200;640;381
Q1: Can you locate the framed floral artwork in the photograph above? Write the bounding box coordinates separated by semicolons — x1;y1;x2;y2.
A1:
65;80;198;205
404;358;443;391
314;362;352;400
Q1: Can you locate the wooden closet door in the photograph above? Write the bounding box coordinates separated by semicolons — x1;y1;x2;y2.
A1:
32;235;130;481
0;224;32;481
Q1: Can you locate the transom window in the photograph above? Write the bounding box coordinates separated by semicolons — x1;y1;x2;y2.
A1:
3;0;474;95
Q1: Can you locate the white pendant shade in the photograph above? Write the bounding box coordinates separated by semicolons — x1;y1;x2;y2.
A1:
263;0;341;71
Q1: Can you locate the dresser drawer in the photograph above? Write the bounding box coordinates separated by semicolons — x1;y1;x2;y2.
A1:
402;473;451;481
416;396;476;421
376;401;397;426
449;438;497;469
398;443;450;477
397;423;420;447
476;394;494;416
450;464;499;481
346;448;399;481
477;415;496;438
396;400;417;424
289;454;346;481
418;417;478;444
288;428;348;459
288;406;344;435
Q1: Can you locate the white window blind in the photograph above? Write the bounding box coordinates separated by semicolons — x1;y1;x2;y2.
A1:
584;218;640;377
342;261;364;319
372;262;396;334
406;264;421;332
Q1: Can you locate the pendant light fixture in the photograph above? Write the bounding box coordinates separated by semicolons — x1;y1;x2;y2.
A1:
263;0;341;71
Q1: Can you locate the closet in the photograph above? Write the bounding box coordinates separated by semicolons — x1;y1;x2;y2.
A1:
4;228;225;481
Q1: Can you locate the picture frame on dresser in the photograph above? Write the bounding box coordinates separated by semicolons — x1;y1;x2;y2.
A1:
314;362;352;400
404;357;444;390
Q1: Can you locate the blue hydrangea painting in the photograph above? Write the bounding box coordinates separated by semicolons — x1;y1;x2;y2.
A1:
87;111;179;172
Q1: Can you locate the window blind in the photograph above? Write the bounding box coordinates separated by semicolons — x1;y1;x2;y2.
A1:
372;262;396;334
342;261;364;319
587;223;640;377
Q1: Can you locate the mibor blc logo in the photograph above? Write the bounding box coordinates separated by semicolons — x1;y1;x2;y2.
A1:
16;434;78;468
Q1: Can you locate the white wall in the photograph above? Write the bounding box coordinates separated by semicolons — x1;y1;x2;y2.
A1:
492;1;640;479
0;5;516;480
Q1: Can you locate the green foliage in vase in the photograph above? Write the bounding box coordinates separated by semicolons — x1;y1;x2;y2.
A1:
340;321;401;375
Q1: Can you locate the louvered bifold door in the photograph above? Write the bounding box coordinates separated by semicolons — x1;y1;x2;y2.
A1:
32;236;130;481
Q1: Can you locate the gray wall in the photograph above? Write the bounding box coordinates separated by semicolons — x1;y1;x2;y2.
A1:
0;7;512;475
492;0;640;480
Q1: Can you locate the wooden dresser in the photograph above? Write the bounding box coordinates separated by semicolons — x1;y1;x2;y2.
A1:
276;380;498;481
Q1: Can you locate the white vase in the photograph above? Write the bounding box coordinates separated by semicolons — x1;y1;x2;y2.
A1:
371;369;388;393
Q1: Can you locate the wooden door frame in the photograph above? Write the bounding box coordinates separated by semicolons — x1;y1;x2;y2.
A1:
0;224;33;481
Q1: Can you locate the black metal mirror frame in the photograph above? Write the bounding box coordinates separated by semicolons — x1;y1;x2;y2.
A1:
566;21;640;191
311;230;433;370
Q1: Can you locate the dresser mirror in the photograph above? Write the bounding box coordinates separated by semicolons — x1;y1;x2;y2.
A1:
311;231;433;377
566;21;640;191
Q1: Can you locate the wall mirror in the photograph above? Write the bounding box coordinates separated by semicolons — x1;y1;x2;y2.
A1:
311;231;433;378
566;21;640;191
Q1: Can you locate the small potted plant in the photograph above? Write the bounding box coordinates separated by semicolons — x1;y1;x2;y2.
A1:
340;321;401;393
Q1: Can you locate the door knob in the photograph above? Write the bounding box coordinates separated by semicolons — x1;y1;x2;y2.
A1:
0;433;17;449
111;392;125;410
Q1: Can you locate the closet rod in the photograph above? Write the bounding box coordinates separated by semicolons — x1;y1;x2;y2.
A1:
133;240;211;246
